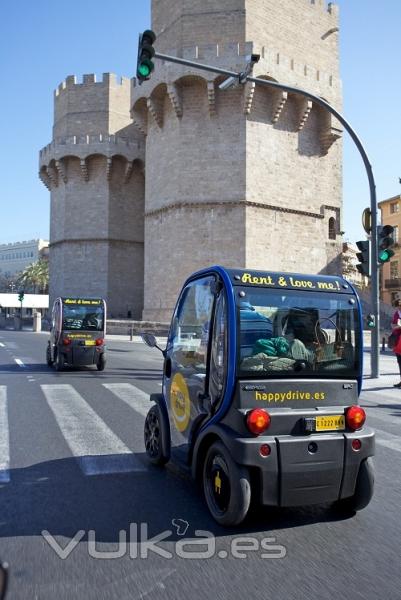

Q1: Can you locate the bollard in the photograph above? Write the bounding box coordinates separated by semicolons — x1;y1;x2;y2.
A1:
382;336;386;352
130;325;134;341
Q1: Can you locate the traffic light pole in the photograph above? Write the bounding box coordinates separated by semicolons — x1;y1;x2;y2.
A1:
152;51;380;377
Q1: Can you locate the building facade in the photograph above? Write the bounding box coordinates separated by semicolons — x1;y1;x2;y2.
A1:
39;0;343;321
342;241;367;289
378;194;401;306
0;239;49;278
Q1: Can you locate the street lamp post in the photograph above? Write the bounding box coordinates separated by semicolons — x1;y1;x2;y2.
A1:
147;49;380;377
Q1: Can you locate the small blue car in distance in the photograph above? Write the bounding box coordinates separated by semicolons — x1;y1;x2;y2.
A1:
142;266;375;526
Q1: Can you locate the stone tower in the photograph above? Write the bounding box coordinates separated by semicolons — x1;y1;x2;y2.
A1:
39;73;145;318
40;0;343;323
133;0;343;321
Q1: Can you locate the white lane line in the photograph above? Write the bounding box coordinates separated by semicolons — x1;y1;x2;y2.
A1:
41;384;146;475
365;408;401;428
0;386;10;483
14;359;25;368
375;427;401;453
103;383;153;417
0;342;5;347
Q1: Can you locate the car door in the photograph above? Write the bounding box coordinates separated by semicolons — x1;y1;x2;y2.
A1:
164;275;217;464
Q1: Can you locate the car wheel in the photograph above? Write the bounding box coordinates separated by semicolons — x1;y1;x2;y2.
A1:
46;343;53;367
97;354;106;371
337;457;374;513
54;350;64;372
203;440;251;526
144;405;168;466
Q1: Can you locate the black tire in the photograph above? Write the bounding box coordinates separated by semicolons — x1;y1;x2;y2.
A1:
46;343;53;367
97;354;106;371
203;441;251;527
144;405;168;466
54;350;64;372
337;457;375;513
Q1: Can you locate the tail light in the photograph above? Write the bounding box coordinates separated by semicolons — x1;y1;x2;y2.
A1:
346;405;366;431
259;444;271;457
246;408;271;435
63;338;71;346
95;338;104;346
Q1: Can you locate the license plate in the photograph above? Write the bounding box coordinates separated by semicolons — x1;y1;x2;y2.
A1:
85;340;96;346
316;415;345;431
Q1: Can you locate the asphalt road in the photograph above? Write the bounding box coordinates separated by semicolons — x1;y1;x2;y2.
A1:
0;330;400;600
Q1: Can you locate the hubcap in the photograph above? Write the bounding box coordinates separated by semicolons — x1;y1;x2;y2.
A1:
145;410;160;457
207;454;230;513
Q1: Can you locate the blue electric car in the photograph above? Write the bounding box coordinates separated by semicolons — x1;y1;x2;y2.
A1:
142;266;374;526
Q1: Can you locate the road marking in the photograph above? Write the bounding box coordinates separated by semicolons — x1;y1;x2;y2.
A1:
103;383;152;417
0;386;10;483
364;407;401;428
375;427;401;454
0;342;5;347
14;359;25;368
41;384;146;475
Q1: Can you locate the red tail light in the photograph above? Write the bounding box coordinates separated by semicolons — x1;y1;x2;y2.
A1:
346;405;366;431
95;338;104;346
246;408;271;435
63;338;71;346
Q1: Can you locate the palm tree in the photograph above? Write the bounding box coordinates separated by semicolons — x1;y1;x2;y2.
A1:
17;260;49;294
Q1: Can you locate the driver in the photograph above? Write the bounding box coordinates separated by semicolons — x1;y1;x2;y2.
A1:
82;312;99;329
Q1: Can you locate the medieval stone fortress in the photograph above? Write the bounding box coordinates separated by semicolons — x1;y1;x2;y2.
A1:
39;0;343;321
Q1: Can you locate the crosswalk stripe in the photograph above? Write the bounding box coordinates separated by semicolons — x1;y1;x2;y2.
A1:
0;386;10;483
41;384;146;475
364;408;400;428
375;427;401;454
102;383;153;417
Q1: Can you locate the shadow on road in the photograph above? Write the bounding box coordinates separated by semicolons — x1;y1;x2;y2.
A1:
0;453;352;544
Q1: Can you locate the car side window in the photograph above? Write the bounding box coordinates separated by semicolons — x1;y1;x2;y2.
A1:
209;290;227;405
171;276;215;373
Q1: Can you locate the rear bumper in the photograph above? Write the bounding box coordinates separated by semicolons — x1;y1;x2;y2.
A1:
60;347;105;366
208;426;375;507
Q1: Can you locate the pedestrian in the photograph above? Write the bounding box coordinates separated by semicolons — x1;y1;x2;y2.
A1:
391;299;401;387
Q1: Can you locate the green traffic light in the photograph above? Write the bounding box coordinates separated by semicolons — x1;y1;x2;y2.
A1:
138;63;151;77
378;248;395;263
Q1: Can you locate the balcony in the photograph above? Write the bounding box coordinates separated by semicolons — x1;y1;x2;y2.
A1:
384;278;401;289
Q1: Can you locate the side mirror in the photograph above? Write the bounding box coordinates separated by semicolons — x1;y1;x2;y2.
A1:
141;333;166;357
141;333;157;348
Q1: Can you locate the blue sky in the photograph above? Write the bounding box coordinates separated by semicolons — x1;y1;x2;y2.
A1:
0;1;400;245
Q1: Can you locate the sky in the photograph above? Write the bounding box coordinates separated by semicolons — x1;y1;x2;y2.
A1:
0;0;400;246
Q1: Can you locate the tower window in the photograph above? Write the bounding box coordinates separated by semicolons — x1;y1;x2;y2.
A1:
328;217;336;240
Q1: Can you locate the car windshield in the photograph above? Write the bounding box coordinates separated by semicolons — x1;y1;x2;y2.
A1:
237;289;361;379
62;304;104;331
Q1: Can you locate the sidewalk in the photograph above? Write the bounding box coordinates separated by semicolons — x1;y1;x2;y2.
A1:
105;333;168;344
362;348;401;392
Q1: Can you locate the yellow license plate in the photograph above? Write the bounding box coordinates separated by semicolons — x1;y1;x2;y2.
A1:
85;340;96;346
316;415;345;431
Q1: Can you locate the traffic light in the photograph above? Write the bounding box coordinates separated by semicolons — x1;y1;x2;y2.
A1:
366;313;375;328
18;291;24;302
136;30;156;84
378;225;395;264
356;240;370;277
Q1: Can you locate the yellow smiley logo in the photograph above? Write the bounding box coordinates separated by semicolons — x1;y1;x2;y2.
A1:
170;373;191;432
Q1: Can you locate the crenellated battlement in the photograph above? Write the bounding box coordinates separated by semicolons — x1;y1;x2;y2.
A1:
311;0;339;17
133;40;339;108
55;73;130;97
39;134;144;167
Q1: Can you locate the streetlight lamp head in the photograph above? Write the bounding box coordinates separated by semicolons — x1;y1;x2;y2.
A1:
218;76;239;91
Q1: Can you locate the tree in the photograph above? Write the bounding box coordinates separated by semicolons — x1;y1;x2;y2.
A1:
17;260;49;294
